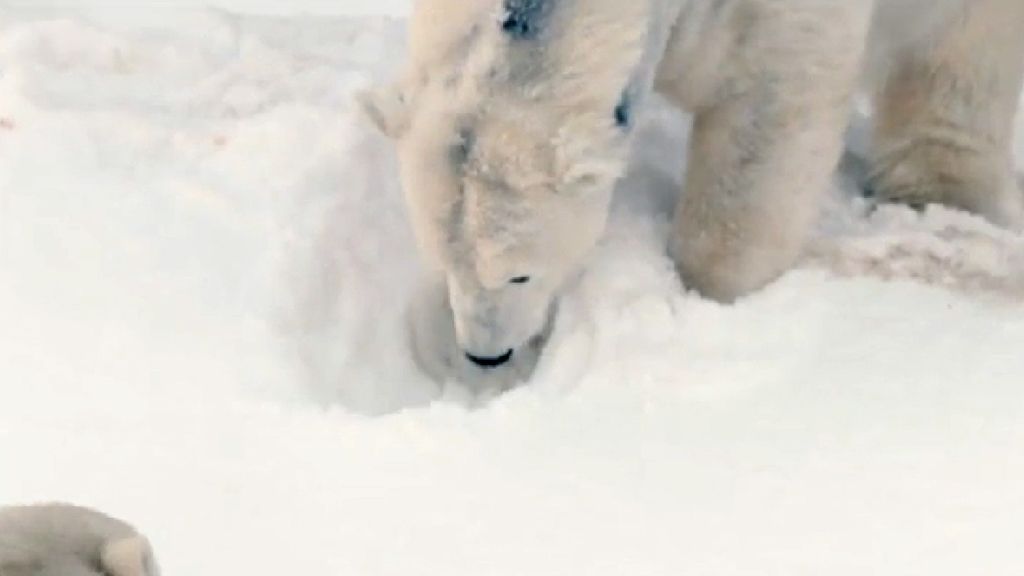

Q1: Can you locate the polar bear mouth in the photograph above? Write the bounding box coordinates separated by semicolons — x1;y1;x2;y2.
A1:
465;349;514;369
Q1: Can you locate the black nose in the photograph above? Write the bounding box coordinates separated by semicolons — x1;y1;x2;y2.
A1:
465;349;514;369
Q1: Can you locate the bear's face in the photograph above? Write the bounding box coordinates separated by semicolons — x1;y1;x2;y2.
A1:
397;102;625;368
359;0;644;374
362;81;629;370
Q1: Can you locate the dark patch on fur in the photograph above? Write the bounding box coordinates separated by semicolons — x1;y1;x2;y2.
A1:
501;0;552;39
838;149;873;198
614;90;632;128
446;127;474;250
449;127;476;170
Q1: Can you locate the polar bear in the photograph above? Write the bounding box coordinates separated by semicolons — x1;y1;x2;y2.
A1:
360;0;1024;382
0;503;159;576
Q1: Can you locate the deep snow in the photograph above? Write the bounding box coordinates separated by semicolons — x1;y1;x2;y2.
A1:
1;3;1023;575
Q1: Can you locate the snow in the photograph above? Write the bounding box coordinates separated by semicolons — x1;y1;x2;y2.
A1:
1;4;1023;575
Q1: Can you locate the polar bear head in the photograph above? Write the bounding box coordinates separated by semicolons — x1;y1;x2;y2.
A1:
361;0;649;370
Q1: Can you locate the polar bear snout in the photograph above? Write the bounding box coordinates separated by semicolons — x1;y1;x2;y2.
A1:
405;274;557;383
456;318;532;370
449;279;556;373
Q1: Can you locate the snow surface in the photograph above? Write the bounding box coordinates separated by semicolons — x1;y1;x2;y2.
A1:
1;4;1023;575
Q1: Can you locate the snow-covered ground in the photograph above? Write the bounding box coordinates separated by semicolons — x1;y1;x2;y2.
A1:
1;3;1023;575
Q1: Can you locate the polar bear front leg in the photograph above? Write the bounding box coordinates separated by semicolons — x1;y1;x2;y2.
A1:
670;87;854;302
663;2;870;302
870;0;1024;230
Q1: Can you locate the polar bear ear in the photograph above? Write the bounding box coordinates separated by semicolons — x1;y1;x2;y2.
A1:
101;535;160;576
356;83;412;139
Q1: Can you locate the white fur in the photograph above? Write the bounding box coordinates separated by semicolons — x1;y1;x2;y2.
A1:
362;0;1024;385
0;504;159;576
867;0;1024;230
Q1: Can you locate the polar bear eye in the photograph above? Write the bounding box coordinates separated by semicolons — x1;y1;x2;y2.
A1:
509;276;531;285
614;90;632;128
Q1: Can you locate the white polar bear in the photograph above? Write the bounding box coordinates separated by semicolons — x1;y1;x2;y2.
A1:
361;0;1024;383
0;503;159;576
